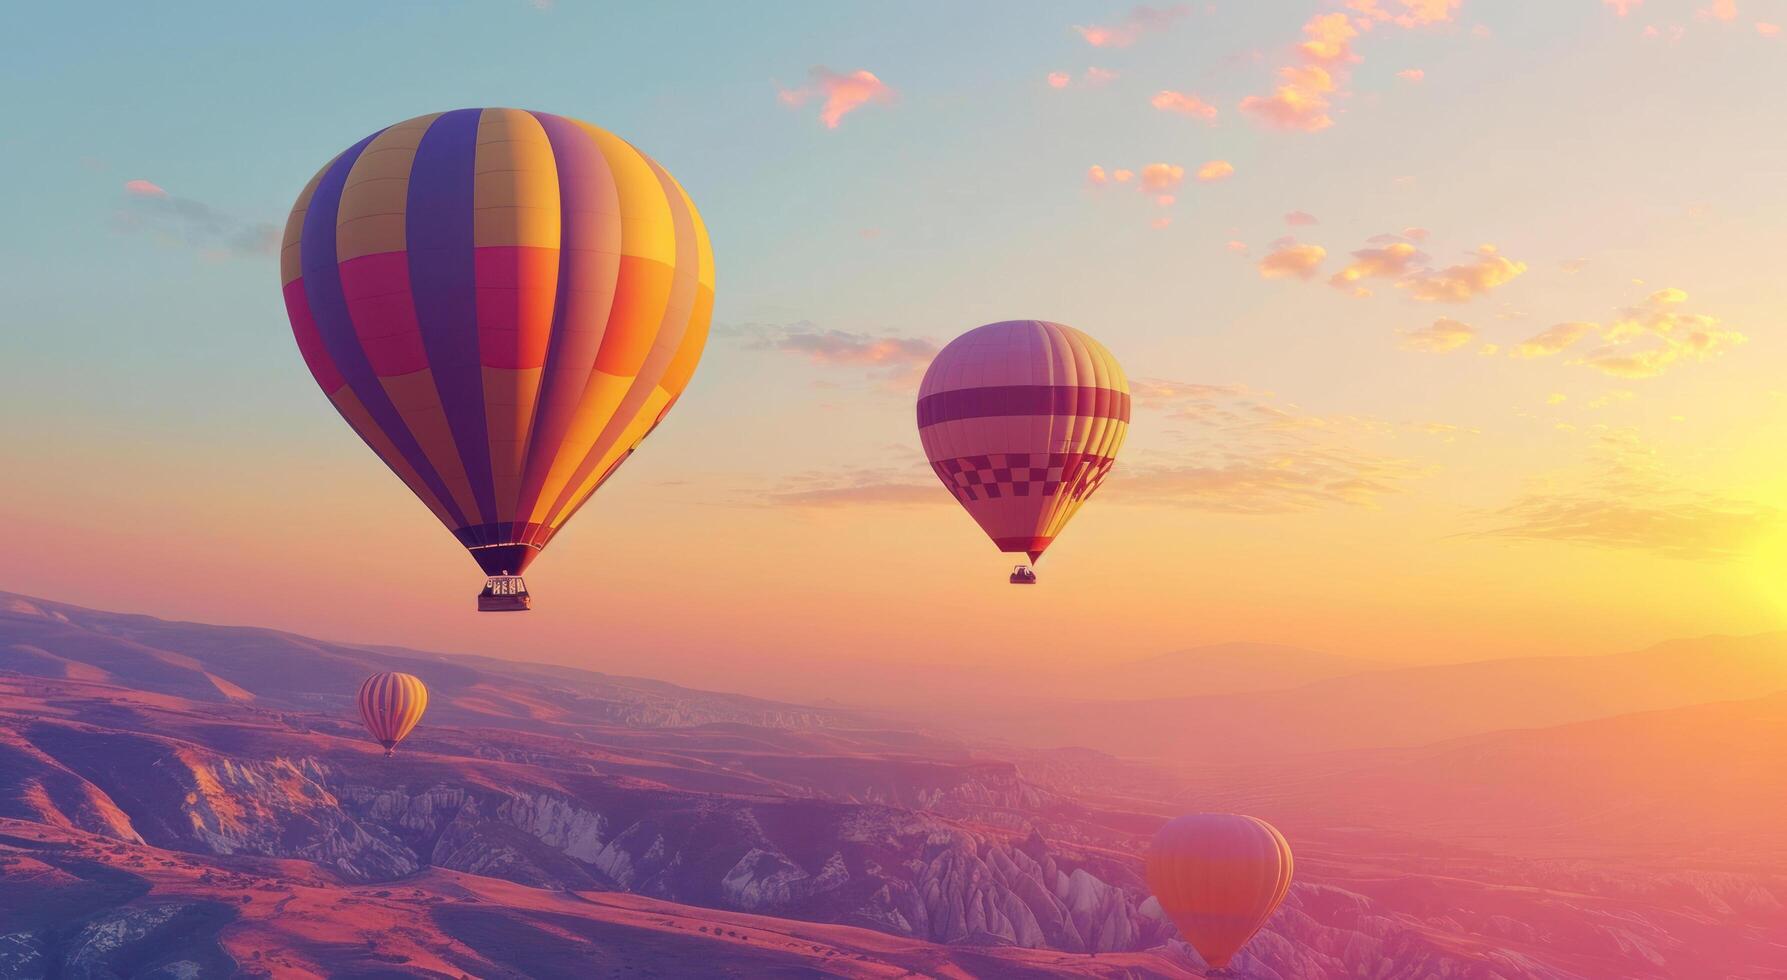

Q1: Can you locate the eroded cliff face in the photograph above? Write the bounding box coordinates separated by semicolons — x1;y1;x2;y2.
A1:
14;718;1745;980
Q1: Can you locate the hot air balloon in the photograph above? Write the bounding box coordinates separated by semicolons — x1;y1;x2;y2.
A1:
916;320;1130;582
356;671;428;757
280;109;714;611
1146;813;1294;973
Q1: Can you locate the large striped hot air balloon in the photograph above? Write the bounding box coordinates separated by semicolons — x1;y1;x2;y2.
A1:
280;109;714;611
916;320;1129;583
356;671;429;757
1146;814;1294;972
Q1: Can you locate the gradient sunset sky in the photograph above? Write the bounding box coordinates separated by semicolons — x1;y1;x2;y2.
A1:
5;1;1786;700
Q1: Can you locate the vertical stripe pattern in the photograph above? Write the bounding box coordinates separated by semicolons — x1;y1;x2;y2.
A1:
916;321;1130;563
355;671;429;754
1146;814;1294;969
282;109;714;577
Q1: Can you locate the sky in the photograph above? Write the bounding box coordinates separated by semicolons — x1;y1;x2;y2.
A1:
4;1;1787;703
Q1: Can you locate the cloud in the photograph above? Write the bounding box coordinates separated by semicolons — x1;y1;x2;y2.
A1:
1399;317;1475;353
1759;22;1781;36
1239;64;1338;131
112;181;277;260
757;461;948;509
1401;245;1528;302
1047;72;1072;89
1119;380;1419;512
1242;2;1457;133
1396;68;1425;82
759;326;935;367
1349;0;1461;28
1285;211;1319;226
1699;0;1737;22
1226;240;1250;254
1257;240;1327;279
1138;163;1186;193
1510;321;1597;359
1329;239;1425;290
1573;288;1745;378
1604;0;1642;14
1074;4;1190;47
1195;160;1235;182
1151;89;1219;120
777;67;895;129
1481;429;1777;560
1085;67;1119;86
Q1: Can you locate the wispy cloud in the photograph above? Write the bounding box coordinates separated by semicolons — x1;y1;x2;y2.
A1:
1118;381;1420;512
1285;211;1320;226
1572;288;1745;379
777;67;895;128
112;180;277;260
1151;89;1218;121
1510;321;1597;359
764;465;941;509
724;322;937;389
1074;4;1190;47
1481;428;1778;560
1399;317;1476;353
1329;239;1426;292
1241;2;1459;133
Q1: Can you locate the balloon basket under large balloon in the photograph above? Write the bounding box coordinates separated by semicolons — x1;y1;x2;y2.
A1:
478;575;532;612
1009;565;1038;585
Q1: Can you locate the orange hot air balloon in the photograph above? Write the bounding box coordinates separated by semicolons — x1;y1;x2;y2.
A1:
916;320;1129;583
1146;814;1294;972
357;672;428;757
280;109;714;611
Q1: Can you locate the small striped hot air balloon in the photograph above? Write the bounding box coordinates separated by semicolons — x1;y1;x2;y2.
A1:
356;671;429;757
916;320;1130;583
1146;814;1294;973
280;108;714;611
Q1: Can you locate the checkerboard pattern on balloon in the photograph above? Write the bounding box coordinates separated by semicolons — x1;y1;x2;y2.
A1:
930;452;1117;503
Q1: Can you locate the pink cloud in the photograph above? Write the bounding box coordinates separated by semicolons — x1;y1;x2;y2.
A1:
1758;21;1780;35
1239;64;1337;131
1604;0;1642;14
1299;12;1360;66
1151;216;1173;230
1258;239;1328;280
1047;71;1072;89
1226;240;1250;254
1243;2;1456;134
124;179;168;199
1151;89;1218;121
1074;4;1190;47
1700;0;1737;22
1138;163;1186;193
1285;210;1320;226
1399;317;1476;353
777;67;895;129
1195;160;1235;182
1401;245;1528;302
1396;68;1425;82
1349;0;1461;28
1329;240;1425;290
1511;321;1597;359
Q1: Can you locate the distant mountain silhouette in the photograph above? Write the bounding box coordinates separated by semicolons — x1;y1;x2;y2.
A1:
953;633;1787;763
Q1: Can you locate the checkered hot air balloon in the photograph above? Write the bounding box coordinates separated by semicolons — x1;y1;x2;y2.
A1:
280;109;713;610
917;321;1130;582
1146;814;1294;972
356;671;428;758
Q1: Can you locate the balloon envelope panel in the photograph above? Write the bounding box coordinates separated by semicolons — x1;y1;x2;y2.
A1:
916;320;1129;561
356;671;429;749
1146;813;1294;969
281;109;714;577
